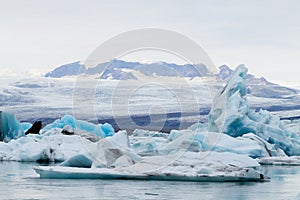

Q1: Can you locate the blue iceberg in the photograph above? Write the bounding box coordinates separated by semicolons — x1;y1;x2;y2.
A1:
0;111;24;142
43;115;114;138
208;65;300;156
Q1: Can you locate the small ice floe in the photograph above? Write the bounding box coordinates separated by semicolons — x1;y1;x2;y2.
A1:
258;156;300;166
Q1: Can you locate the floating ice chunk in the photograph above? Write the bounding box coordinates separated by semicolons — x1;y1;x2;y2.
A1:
0;111;24;142
0;129;94;162
257;156;300;166
34;165;268;182
34;151;267;182
43;115;115;138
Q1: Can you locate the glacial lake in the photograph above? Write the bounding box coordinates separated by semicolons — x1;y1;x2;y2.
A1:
0;162;299;200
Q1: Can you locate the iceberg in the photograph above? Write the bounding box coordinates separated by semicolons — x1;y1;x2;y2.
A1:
0;113;274;181
0;128;134;164
0;129;93;162
0;115;269;181
43;115;115;137
0;111;24;142
208;65;300;156
131;129;281;158
0;119;270;181
34;149;267;181
258;156;300;166
29;127;268;181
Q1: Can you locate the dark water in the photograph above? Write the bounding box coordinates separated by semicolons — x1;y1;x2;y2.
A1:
0;162;300;200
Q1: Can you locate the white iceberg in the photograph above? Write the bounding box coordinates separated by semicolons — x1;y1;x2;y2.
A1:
0;129;92;162
130;128;282;159
258;156;300;166
0;114;270;181
34;150;267;182
31;129;268;181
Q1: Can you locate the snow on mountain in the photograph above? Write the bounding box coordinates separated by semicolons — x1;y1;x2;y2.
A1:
45;59;209;79
45;60;298;99
217;65;298;99
45;61;84;78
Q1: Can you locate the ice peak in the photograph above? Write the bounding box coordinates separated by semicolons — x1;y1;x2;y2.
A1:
208;65;249;134
208;65;300;156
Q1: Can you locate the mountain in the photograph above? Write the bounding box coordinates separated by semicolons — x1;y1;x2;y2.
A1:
217;65;298;98
45;59;209;79
216;65;233;80
45;61;84;78
45;60;298;99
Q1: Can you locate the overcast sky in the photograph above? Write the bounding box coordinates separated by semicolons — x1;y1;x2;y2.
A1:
0;0;299;85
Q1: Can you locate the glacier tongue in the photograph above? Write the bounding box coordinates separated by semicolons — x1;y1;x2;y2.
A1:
208;65;300;156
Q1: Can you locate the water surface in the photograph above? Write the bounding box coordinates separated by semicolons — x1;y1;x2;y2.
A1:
1;162;299;200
